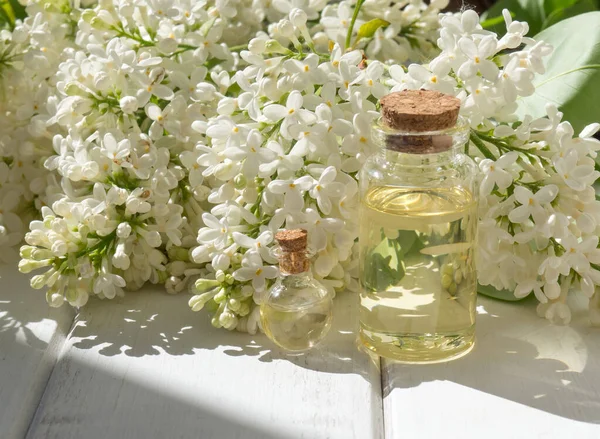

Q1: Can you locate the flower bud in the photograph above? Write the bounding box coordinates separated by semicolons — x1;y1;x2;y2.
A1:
20;245;36;259
278;20;295;38
90;17;112;30
81;10;95;24
211;314;222;328
228;298;241;312
224;274;234;285
215;270;226;283
214;287;228;303
188;290;217;312
63;82;84;97
290;9;307;27
238;301;251;316
264;39;291;55
241;284;254;298
194;278;220;293
248;38;266;54
31;274;47;290
169;261;187;277
167;246;189;261
51;240;68;257
233;173;247;189
46;289;65;307
19;258;52;274
119;96;139;115
219;309;237;329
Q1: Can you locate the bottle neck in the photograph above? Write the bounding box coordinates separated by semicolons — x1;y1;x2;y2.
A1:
278;250;310;276
380;145;459;169
279;267;313;280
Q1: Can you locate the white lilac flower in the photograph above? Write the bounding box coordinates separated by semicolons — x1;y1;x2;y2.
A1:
478;152;518;196
233;252;278;292
6;2;600;329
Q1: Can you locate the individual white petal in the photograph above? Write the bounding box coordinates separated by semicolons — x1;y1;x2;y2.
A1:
262;266;279;279
317;195;332;215
479;60;500;81
263;104;288;121
508;205;530;223
496;151;519;168
268;180;291;194
580;275;595;297
514;186;534;205
579;123;600;138
285;190;304;211
479;35;499;58
543;282;560;300
535;185;558;203
287;91;303;110
232;232;256;248
202;213;222;230
233;267;255;281
461;10;480;32
294;175;315;190
495;169;513;190
458;37;478;58
152;84;174;100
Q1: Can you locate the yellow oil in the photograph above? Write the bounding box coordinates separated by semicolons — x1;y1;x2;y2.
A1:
359;185;477;363
261;296;333;352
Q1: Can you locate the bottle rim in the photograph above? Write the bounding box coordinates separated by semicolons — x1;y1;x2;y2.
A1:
372;116;470;154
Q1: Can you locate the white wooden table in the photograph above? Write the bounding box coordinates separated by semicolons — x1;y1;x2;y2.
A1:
1;263;599;439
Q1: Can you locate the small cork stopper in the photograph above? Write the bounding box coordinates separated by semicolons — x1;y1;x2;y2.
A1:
379;90;461;153
380;90;461;132
275;229;309;274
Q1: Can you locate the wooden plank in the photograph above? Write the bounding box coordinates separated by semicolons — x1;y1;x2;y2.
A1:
382;295;600;438
26;287;383;439
0;264;74;439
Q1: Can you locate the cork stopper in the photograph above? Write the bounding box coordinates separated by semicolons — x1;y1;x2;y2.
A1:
378;90;461;153
380;90;461;132
275;229;310;274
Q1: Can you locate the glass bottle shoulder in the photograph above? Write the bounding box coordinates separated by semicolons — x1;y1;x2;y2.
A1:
266;274;330;310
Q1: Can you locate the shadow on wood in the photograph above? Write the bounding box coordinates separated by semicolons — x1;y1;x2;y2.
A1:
0;265;74;439
383;295;600;424
67;286;375;379
26;356;293;439
26;287;382;439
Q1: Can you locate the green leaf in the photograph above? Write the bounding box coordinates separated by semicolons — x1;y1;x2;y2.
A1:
480;14;510;30
541;0;597;30
361;230;420;292
480;0;546;35
517;12;600;133
356;18;390;42
6;0;26;21
477;284;526;301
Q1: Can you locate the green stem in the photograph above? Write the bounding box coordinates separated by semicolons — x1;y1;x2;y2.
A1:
345;0;364;50
228;44;248;52
469;131;497;160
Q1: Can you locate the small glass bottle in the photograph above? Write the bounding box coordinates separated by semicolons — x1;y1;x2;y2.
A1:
358;90;479;363
261;229;333;351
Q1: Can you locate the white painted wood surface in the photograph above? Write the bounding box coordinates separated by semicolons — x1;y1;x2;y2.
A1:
25;288;382;439
0;265;74;439
382;295;600;439
3;261;600;439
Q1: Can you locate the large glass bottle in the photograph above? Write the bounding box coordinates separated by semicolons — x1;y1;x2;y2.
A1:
358;90;479;363
261;229;333;351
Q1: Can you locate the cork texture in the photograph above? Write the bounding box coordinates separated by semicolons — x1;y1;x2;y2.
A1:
380;90;461;132
275;229;308;252
276;229;309;274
